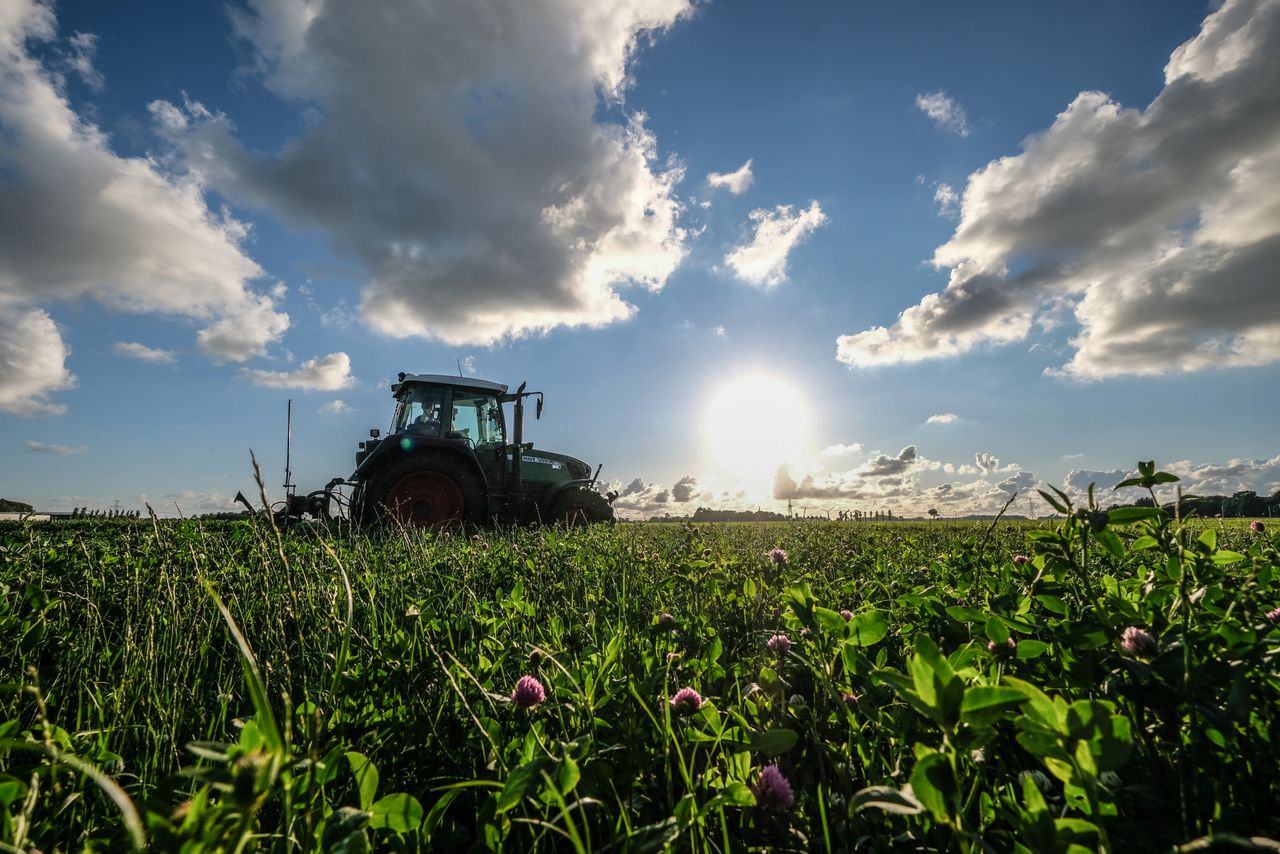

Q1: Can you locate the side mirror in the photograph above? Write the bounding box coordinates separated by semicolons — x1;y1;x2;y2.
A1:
536;398;543;420
370;428;381;439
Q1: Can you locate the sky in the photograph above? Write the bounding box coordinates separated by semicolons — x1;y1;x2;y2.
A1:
2;0;1279;519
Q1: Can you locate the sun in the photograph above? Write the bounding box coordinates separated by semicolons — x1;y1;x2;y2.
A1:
702;373;812;484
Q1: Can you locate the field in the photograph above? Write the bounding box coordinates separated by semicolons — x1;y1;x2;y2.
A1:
1;489;1278;851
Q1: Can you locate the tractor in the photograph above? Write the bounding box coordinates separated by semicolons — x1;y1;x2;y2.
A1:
268;373;617;528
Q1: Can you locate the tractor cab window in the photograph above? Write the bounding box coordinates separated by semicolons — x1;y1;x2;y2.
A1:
395;386;446;436
450;391;504;446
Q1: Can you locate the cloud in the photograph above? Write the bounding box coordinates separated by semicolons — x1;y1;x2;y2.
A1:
156;0;693;347
974;452;1013;474
158;490;236;516
724;201;827;287
933;182;959;217
0;1;287;408
819;442;864;461
707;159;754;194
620;477;646;497
840;0;1280;379
242;352;354;390
0;304;75;415
460;355;478;375
1064;455;1280;503
320;399;351;414
858;445;917;477
915;91;970;137
112;341;177;364
672;474;698;502
926;412;958;425
27;439;88;454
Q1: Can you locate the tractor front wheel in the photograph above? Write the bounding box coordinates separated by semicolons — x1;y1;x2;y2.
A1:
363;455;482;529
550;488;614;528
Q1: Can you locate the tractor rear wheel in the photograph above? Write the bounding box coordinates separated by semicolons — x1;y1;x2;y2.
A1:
363;455;482;529
550;488;614;528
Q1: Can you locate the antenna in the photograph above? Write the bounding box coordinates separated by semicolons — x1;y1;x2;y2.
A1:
284;399;294;496
457;358;464;377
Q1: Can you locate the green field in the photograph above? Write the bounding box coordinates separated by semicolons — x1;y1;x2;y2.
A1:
1;502;1277;851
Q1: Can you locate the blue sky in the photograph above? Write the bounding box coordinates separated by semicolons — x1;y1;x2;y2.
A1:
2;0;1278;517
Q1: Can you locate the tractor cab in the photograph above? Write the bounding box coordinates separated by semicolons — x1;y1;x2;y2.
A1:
344;371;613;527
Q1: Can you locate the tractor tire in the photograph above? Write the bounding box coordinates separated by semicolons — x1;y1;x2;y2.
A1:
361;454;482;530
550;488;614;528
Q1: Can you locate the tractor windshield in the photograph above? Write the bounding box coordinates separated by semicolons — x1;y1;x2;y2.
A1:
450;391;505;446
394;386;446;435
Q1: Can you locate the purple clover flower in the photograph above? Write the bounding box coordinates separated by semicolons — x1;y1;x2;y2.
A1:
988;637;1017;655
841;691;858;709
839;609;854;621
669;687;703;716
1013;554;1030;566
511;675;545;708
1266;607;1280;622
657;612;677;628
1120;626;1157;658
1251;520;1265;533
766;633;792;655
768;547;788;565
752;765;795;812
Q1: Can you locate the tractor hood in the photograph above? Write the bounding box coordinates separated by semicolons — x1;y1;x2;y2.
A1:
509;447;592;482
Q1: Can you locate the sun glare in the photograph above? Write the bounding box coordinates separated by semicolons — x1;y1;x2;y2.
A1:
702;373;812;484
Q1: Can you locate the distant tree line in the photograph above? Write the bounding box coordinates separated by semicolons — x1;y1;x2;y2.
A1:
1128;489;1279;518
0;499;34;513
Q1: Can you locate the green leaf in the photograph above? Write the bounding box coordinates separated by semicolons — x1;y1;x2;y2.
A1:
851;785;924;815
960;686;1027;728
1198;529;1217;551
1038;488;1070;515
1107;507;1163;524
1002;677;1061;733
556;755;580;794
847;610;889;646
750;728;799;756
908;752;957;824
814;606;849;635
720;782;756;807
1034;595;1067;616
945;605;990;624
368;793;423;833
984;618;1009;645
1211;550;1246;565
497;760;548;814
1129;535;1160;551
1093;529;1125;560
1016;640;1049;660
346;752;380;812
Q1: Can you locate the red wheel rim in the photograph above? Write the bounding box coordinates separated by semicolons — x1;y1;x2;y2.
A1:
383;472;464;527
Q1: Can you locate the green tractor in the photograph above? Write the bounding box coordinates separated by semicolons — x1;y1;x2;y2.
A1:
272;373;616;528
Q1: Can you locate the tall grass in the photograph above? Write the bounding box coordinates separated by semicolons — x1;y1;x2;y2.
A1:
0;500;1276;850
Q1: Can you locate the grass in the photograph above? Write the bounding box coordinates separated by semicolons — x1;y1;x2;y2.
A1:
0;492;1277;851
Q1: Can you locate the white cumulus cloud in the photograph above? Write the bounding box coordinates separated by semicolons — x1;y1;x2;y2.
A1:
0;304;75;415
0;1;287;412
724;201;827;287
242;352;354;391
841;0;1280;379
156;0;694;346
707;159;754;194
926;412;959;425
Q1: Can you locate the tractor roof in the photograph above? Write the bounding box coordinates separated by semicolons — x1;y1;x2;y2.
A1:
391;373;508;396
